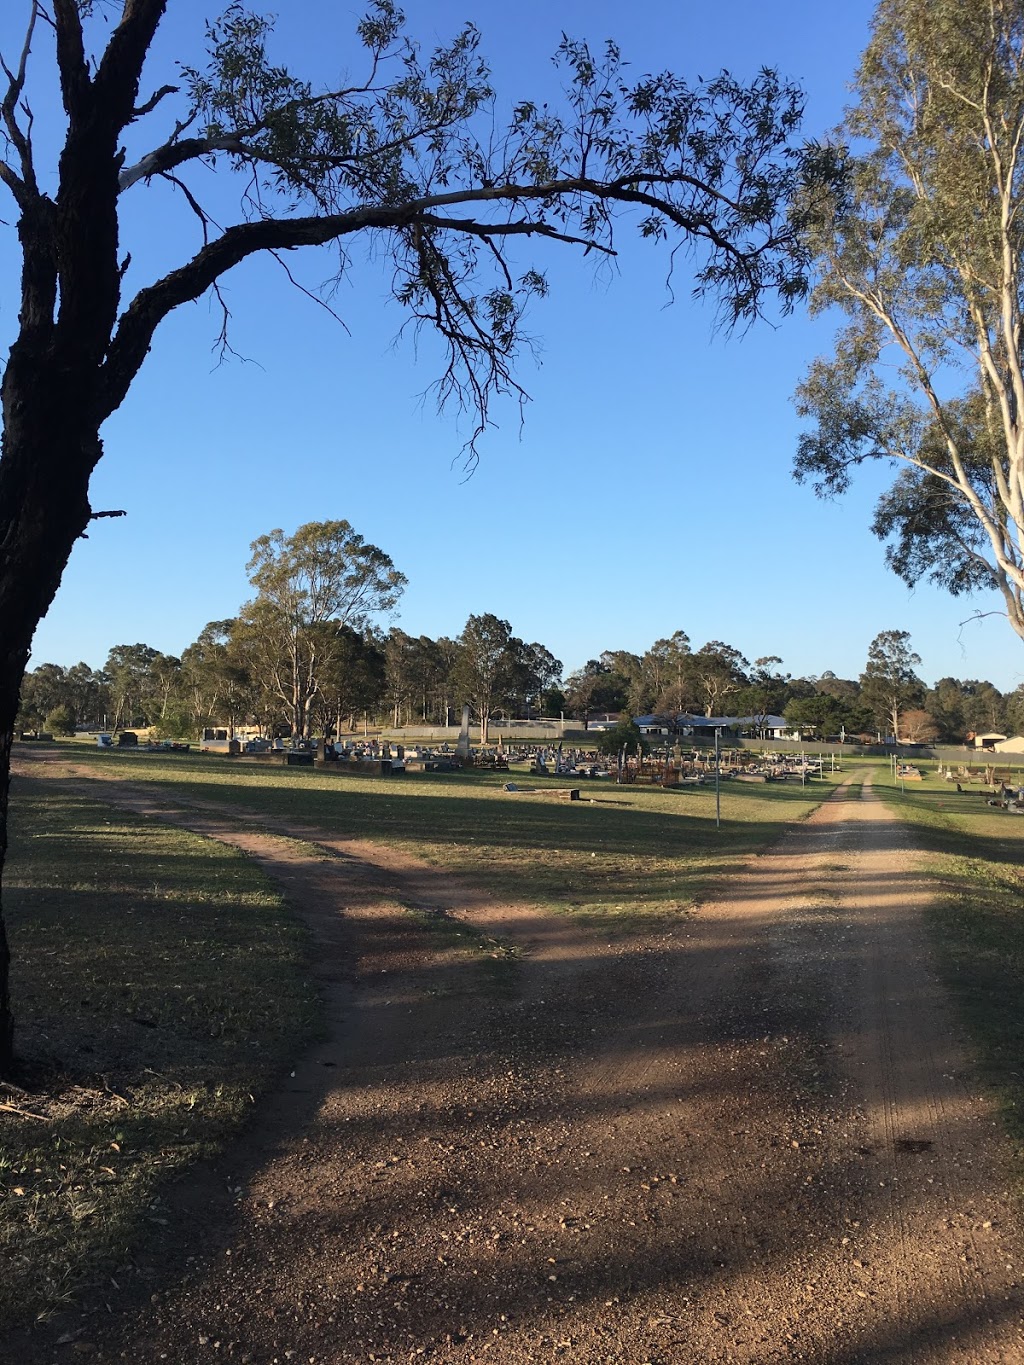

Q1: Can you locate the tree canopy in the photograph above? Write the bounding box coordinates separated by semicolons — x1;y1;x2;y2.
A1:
859;629;924;740
794;0;1024;643
240;520;404;738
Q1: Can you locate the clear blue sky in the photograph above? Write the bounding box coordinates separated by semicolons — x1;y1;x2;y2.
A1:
3;0;1020;691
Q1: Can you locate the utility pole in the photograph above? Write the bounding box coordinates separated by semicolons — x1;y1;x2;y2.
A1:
715;725;722;828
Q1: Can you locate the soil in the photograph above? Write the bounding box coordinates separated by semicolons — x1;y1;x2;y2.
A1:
7;756;1024;1364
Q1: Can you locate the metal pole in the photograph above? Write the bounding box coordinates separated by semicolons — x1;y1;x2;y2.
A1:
715;725;721;829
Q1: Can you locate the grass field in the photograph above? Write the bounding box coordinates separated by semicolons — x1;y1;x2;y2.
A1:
0;777;319;1329
876;765;1024;1158
59;741;846;920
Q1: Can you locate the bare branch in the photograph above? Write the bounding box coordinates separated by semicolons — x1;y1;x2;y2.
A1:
119;133;245;192
78;507;127;540
132;83;178;121
0;1;41;200
269;251;351;337
118;112;470;195
0;161;28;211
158;170;215;245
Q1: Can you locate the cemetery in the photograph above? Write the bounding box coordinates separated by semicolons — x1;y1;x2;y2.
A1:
5;0;1024;1357
7;734;1024;1364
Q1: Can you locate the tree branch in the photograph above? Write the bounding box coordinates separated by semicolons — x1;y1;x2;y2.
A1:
93;0;169;131
132;82;178;121
0;160;28;212
0;0;40;201
119;133;245;193
51;0;90;120
416;212;614;255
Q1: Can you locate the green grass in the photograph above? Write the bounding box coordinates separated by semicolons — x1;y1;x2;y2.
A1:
58;740;847;919
0;777;319;1329
876;767;1024;1165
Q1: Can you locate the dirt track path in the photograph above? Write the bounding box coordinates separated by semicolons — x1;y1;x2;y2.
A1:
12;764;1024;1363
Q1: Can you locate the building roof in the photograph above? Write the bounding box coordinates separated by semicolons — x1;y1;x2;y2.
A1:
635;713;790;730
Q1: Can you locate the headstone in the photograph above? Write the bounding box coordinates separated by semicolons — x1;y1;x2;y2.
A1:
455;704;472;760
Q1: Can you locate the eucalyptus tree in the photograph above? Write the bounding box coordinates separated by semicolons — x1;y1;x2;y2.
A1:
104;642;159;729
63;661;110;729
508;641;563;718
17;660;109;729
960;680;1008;736
241;521;405;741
859;629;924;741
180;619;254;732
15;662;73;729
734;655;790;733
689;640;749;717
795;0;1024;640
783;692;853;739
643;630;692;714
313;625;386;737
0;0;822;1070
383;628;418;728
453;613;519;744
563;658;630;725
924;677;969;743
1005;684;1024;737
923;676;1008;742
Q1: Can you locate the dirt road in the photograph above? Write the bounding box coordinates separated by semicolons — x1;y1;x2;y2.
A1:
12;768;1024;1363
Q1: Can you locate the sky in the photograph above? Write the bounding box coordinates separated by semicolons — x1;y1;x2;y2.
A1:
3;0;1022;693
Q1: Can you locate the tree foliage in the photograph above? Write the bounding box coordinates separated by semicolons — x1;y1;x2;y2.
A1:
563;657;630;723
594;716;645;757
795;0;1024;641
688;640;749;716
859;629;924;739
452;614;518;743
241;520;405;738
43;703;76;736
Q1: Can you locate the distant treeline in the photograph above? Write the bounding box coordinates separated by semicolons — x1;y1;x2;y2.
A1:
18;625;1020;746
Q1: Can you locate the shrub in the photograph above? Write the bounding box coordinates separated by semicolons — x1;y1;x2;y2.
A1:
44;704;77;736
595;718;645;756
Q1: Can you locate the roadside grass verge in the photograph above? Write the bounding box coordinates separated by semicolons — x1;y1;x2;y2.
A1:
877;770;1024;1165
51;742;847;920
0;777;319;1330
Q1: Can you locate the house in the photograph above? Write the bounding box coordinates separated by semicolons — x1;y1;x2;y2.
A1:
635;718;671;736
992;734;1024;754
635;713;794;740
694;714;793;740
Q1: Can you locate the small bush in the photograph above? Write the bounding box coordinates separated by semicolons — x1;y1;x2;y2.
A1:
595;718;645;756
44;703;77;736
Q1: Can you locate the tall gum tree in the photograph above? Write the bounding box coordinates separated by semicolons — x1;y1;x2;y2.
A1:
795;0;1024;641
240;520;405;741
859;628;924;741
0;0;822;1073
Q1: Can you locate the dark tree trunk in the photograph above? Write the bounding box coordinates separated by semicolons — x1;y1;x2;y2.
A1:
0;352;101;1074
0;729;13;1069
